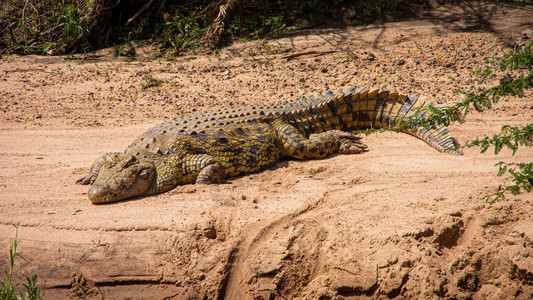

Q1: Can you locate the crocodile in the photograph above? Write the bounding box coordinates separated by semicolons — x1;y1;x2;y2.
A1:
76;87;462;204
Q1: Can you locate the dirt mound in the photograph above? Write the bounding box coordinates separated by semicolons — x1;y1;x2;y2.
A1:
1;2;532;299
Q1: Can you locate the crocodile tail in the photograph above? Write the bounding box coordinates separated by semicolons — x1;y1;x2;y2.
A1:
312;87;463;155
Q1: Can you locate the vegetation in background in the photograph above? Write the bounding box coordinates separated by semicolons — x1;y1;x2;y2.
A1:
396;41;533;203
0;0;442;56
2;0;531;55
0;225;43;300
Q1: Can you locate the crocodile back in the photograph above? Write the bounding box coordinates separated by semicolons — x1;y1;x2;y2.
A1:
126;95;326;153
127;87;461;155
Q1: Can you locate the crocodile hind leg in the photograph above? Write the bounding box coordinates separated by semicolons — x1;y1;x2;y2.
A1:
76;152;121;185
272;119;367;160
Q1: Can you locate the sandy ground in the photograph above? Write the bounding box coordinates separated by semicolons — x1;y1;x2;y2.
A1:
1;2;533;299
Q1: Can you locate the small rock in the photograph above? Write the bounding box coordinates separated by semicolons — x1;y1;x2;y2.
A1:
35;113;42;119
299;78;306;82
456;268;480;292
203;224;217;239
401;259;413;268
396;59;405;66
47;211;56;215
522;33;529;40
363;53;375;61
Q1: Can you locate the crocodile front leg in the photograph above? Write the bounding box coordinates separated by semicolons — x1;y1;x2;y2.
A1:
76;152;121;185
272;119;367;159
196;159;225;184
174;154;226;185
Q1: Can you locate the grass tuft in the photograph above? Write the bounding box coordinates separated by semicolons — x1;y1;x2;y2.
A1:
141;73;163;90
0;224;43;300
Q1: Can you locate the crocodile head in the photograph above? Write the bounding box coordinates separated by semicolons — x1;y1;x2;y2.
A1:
88;153;156;204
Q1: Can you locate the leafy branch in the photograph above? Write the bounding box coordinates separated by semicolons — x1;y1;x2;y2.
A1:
395;41;533;202
488;162;533;203
396;70;533;130
465;123;533;155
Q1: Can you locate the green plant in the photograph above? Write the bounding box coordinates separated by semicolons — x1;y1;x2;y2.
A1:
227;22;241;35
141;73;163;90
466;123;533;203
96;286;115;300
0;225;43;300
156;10;204;51
466;124;533;156
395;41;533;203
266;15;284;31
59;5;86;45
490;162;533;202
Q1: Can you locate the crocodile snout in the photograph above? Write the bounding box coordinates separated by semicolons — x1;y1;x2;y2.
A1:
88;184;109;203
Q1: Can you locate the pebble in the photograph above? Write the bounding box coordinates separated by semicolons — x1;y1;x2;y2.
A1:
396;59;406;66
363;53;375;61
47;211;56;214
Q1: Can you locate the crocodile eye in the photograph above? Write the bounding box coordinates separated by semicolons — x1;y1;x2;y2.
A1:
119;155;137;168
139;169;151;179
124;155;136;166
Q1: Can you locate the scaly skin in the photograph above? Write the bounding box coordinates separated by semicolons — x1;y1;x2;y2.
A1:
77;87;462;204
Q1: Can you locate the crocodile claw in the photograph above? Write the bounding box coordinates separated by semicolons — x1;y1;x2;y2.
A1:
76;175;95;185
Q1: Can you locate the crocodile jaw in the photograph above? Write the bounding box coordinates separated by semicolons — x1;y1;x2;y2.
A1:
88;159;156;204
